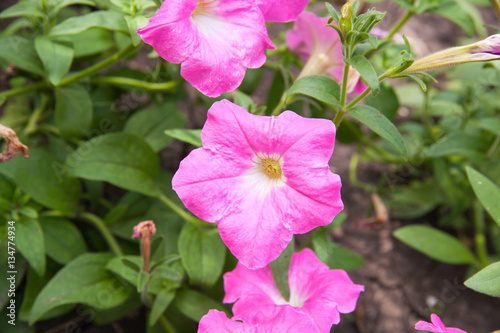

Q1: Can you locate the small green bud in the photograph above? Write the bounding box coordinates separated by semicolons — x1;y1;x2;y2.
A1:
340;3;353;36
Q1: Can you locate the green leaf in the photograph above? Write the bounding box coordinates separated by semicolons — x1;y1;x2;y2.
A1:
164;129;202;147
430;1;476;36
66;133;161;197
424;132;489;160
178;224;226;287
348;104;407;159
17;218;45;276
50;10;129;36
0;36;44;76
0;2;44;18
50;0;96;16
55;84;93;137
34;36;74;85
0;148;81;215
312;233;364;271
475;117;500;134
69;28;114;57
93;292;141;325
125;15;148;46
124;102;187;152
464;261;500;297
172;289;228;322
106;256;141;286
149;289;175;326
269;240;293;300
30;253;130;324
286;75;341;109
19;263;73;322
393;225;478;265
466;167;500;227
40;216;87;265
344;55;379;95
364;82;399;121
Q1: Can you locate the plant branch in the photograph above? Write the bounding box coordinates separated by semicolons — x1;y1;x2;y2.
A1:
80;212;124;256
473;200;489;268
158;194;212;227
89;77;177;91
59;43;137;86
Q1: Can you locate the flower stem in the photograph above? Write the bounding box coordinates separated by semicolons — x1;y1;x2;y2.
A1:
340;62;350;108
0;44;138;100
487;134;500;158
89;77;177;91
346;86;372;110
59;43;137;86
157;194;213;227
489;0;500;19
384;10;413;42
472;200;489;268
159;315;177;333
349;149;376;192
24;93;50;135
271;90;288;116
80;212;124;256
0;81;48;100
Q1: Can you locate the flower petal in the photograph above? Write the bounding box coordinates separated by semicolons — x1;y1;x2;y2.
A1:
172;148;253;222
272;173;342;234
137;0;198;64
138;0;275;97
217;183;294;269
288;249;364;330
430;313;447;330
198;310;254;333
415;320;440;332
257;0;309;22
224;262;286;305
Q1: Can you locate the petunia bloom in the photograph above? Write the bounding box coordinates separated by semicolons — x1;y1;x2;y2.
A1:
415;314;467;333
198;307;317;333
218;248;364;332
286;11;366;94
399;34;500;75
138;0;309;98
172;100;343;269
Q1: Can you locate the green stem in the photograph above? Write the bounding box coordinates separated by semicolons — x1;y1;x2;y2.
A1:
383;11;413;42
158;194;212;227
80;212;124;256
487;134;500;158
271;91;288;116
489;0;500;19
349;149;376;192
0;44;138;100
89;77;177;91
340;62;350;108
0;81;48;99
346;86;372;110
24;93;50;135
333;86;372;127
472;200;489;268
159;315;177;333
59;43;137;86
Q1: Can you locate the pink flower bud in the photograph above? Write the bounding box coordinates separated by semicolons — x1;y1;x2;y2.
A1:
132;220;156;239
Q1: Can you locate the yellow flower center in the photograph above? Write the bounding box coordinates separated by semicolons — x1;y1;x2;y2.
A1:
260;158;282;179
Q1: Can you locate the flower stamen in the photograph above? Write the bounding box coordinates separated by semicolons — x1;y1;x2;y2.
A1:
260;158;282;179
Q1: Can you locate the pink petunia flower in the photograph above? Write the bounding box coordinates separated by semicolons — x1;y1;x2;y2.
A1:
172;100;343;269
138;0;308;98
217;248;364;332
198;307;317;333
415;314;467;333
286;11;367;94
